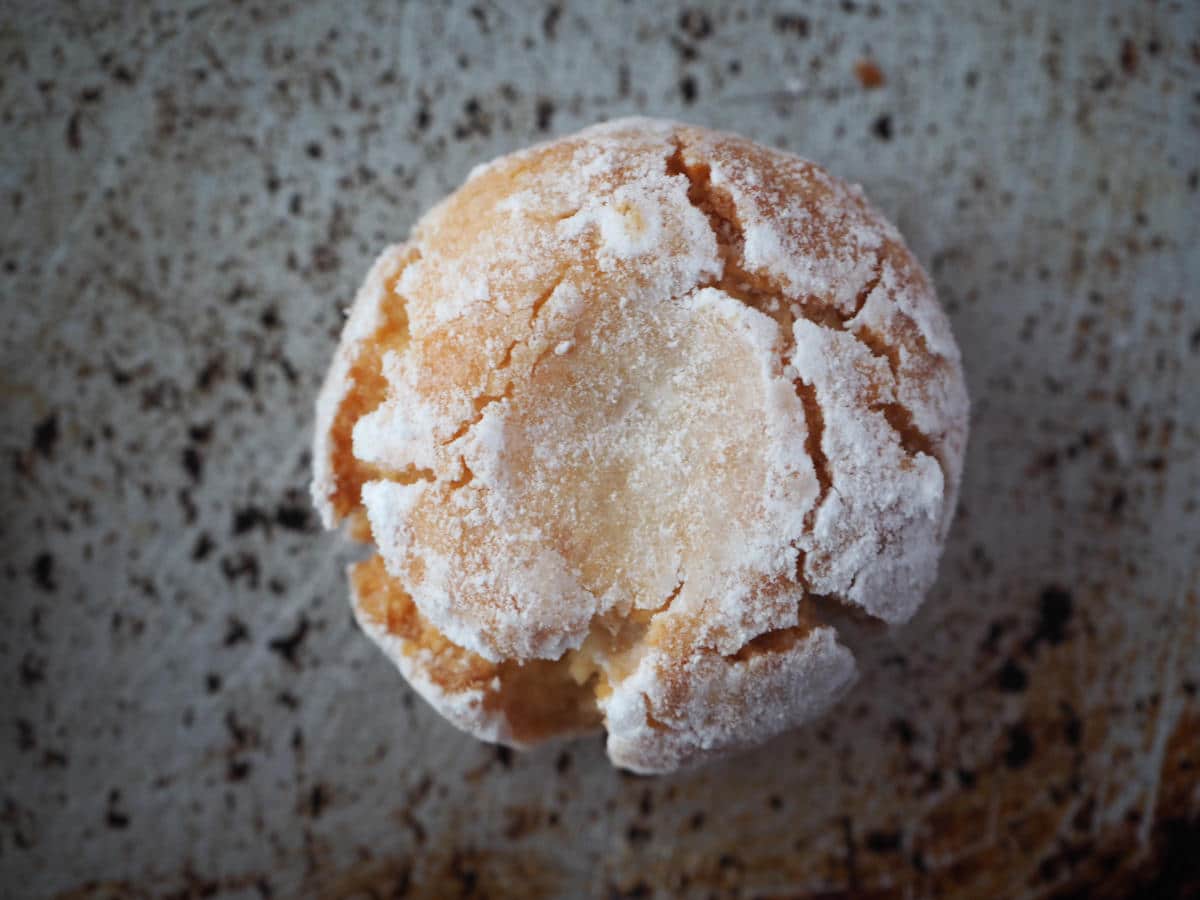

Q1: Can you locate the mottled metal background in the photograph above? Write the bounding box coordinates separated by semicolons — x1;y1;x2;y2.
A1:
1;1;1197;897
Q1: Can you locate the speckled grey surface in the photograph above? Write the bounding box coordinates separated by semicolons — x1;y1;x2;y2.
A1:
2;1;1198;898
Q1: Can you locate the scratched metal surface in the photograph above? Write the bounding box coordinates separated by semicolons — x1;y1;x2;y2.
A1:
1;1;1198;897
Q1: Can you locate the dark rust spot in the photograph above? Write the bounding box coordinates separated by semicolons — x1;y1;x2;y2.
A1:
19;653;46;687
268;615;309;667
678;10;713;41
182;446;203;482
31;553;55;592
224;616;250;646
865;830;901;853
274;501;314;533
192;532;215;561
309;784;329;817
1120;38;1138;76
679;74;697;104
32;414;58;457
996;658;1029;692
855;59;885;89
1004;722;1035;769
1026;586;1073;652
535;97;555;132
774;14;809;37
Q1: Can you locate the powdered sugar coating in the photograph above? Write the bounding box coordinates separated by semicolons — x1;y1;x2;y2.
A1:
352;581;512;746
790;318;946;624
603;626;857;773
311;118;969;773
311;243;412;527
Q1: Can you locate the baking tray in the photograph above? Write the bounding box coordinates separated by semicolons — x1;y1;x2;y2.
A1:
1;1;1196;896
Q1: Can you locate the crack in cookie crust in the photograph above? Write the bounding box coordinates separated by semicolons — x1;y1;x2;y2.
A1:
659;131;958;631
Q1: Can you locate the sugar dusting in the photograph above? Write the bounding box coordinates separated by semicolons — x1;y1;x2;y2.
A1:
311;243;412;527
312;117;969;772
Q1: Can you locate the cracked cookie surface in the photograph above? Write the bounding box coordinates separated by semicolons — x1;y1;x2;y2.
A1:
312;118;969;773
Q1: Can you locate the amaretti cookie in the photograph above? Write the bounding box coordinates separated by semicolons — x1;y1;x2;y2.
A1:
312;118;968;773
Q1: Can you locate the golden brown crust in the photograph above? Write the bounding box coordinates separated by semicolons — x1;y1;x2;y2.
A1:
313;118;968;772
351;555;601;746
311;242;420;526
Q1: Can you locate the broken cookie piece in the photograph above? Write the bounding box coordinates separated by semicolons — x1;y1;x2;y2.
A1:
311;118;969;773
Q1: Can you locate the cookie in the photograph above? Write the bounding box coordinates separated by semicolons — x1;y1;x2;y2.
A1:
312;118;968;773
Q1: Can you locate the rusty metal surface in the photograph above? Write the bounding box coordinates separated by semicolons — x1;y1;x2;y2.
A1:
1;1;1197;897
